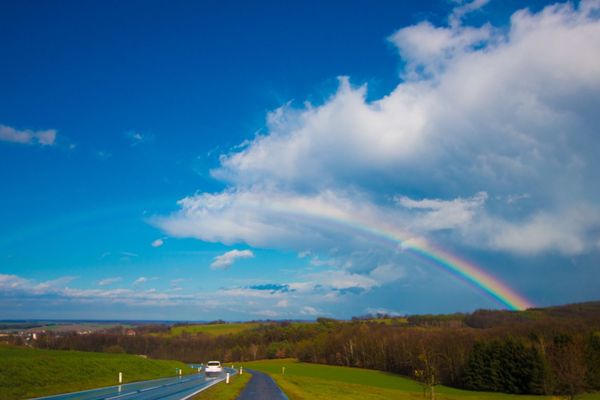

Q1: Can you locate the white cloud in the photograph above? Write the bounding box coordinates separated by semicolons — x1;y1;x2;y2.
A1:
388;20;493;80
1;273;324;315
396;192;488;231
276;299;289;307
133;277;147;286
506;193;530;204
98;277;122;286
300;306;319;316
309;255;339;267
33;276;77;292
0;124;57;146
485;207;600;255
306;270;378;291
0;274;196;308
126;131;152;146
0;274;29;289
155;0;600;286
151;238;165;247
369;264;405;283
154;189;400;252
449;0;490;28
210;249;255;270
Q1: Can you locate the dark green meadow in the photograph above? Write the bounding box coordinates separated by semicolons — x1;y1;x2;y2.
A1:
0;345;194;400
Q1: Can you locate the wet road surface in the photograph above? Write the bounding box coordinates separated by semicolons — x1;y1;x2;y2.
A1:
31;368;236;400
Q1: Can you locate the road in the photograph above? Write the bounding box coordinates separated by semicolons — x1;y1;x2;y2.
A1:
237;370;288;400
31;368;236;400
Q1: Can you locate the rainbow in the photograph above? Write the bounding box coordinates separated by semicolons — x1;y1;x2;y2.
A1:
262;198;534;311
1;194;534;311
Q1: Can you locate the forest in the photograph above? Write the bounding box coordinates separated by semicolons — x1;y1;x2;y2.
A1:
15;301;600;398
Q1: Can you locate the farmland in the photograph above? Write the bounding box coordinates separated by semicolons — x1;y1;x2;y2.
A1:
169;322;263;337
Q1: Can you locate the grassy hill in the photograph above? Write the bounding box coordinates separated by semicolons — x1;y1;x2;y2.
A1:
244;359;600;400
0;345;195;400
169;322;263;337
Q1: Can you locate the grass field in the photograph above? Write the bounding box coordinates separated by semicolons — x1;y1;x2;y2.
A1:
169;322;262;337
243;359;600;400
191;372;252;400
0;345;195;400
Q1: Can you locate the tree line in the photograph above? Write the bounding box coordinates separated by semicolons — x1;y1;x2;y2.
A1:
19;301;600;398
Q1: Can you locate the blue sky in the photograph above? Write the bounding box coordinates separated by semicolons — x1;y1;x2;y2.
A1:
1;0;599;320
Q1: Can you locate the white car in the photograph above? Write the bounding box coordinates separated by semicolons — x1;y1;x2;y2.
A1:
204;361;223;377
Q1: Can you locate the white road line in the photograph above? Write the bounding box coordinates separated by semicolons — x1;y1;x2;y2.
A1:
104;393;132;400
138;385;161;392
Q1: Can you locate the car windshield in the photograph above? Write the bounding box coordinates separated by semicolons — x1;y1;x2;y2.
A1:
207;362;220;366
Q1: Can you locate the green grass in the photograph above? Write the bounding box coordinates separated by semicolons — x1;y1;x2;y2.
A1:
191;371;252;400
169;323;262;337
243;359;600;400
0;345;195;400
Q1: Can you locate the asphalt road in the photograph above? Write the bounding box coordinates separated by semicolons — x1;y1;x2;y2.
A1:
31;368;236;400
236;370;288;400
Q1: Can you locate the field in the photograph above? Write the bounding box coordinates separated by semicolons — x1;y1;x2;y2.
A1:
243;359;600;400
169;322;263;337
0;321;125;334
0;345;195;400
192;371;252;400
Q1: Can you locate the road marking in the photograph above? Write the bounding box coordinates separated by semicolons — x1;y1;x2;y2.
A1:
105;393;132;400
138;385;161;392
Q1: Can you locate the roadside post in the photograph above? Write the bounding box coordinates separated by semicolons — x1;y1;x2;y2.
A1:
240;366;243;375
179;368;182;376
118;372;122;384
282;366;285;375
226;372;230;384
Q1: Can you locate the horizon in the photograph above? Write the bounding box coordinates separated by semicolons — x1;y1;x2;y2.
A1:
1;0;600;320
1;298;598;325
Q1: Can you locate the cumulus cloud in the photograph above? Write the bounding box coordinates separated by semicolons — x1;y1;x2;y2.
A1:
154;0;600;310
210;1;600;201
210;249;255;269
0;124;57;146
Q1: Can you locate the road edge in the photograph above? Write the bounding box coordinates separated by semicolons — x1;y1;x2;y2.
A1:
180;368;238;400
